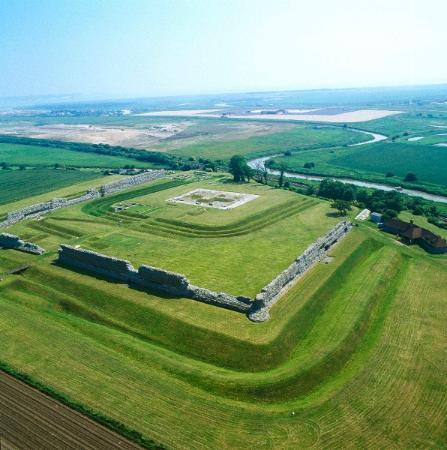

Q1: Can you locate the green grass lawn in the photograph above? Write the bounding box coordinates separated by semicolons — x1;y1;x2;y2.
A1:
0;168;104;207
169;125;369;160
0;224;445;449
0;142;156;168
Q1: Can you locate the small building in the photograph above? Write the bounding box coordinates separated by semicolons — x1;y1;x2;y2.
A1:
381;219;447;254
355;208;370;221
370;212;383;224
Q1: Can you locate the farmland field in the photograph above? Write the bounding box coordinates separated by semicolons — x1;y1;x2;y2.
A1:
269;140;447;194
167;124;369;160
0;371;141;450
0;173;446;449
0;168;103;206
0;142;156;168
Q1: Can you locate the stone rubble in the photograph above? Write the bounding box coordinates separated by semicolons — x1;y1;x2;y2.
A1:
0;232;45;255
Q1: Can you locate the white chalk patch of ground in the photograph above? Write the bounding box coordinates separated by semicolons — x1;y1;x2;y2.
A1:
435;143;447;147
207;109;402;123
168;189;258;210
135;109;221;117
135;108;401;123
0;122;191;148
408;136;424;141
430;125;447;129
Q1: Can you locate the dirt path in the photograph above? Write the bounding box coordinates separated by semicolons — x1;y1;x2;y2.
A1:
0;371;141;450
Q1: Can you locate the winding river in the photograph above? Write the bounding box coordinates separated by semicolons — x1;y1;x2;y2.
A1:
247;129;447;204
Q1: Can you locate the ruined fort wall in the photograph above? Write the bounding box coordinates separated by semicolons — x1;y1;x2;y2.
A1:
0;233;45;254
0;170;167;229
101;170;166;195
248;221;353;322
58;245;251;313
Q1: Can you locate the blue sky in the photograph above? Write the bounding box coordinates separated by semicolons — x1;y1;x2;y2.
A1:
1;0;446;98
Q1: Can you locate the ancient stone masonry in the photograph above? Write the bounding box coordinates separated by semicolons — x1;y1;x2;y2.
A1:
100;170;167;195
57;245;251;313
248;221;353;322
0;233;45;255
57;221;352;320
0;170;167;229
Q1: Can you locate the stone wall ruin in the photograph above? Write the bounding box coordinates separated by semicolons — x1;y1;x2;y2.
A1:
0;170;167;229
0;233;45;255
56;221;352;320
248;221;353;321
57;245;251;313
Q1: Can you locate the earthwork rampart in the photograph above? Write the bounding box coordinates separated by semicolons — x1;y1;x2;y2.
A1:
0;170;166;229
57;221;352;320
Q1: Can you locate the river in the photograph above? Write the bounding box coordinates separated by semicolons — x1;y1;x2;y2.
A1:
247;129;447;204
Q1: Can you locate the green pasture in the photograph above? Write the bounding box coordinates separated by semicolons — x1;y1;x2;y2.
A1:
0;142;155;168
269;141;447;193
168;125;369;160
0;168;103;207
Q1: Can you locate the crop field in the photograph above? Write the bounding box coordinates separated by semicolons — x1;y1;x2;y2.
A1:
0;371;141;450
0;168;103;206
0;173;446;448
0;173;124;216
0;142;155;168
168;124;369;160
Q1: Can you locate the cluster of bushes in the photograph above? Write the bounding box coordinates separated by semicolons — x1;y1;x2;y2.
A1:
317;179;443;222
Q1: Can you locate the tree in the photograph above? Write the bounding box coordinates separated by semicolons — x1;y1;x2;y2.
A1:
278;162;287;187
404;172;417;182
382;209;398;221
330;199;352;216
228;155;251;182
385;172;394;177
303;162;315;169
253;160;269;185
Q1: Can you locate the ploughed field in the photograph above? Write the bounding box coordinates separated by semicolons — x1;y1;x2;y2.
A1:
0;371;141;450
0;174;446;448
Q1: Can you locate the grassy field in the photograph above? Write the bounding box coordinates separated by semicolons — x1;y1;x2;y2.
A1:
0;173;123;215
0;142;156;168
6;175;341;296
0;223;445;448
0;168;104;207
168;125;369;160
331;142;447;185
269;141;447;194
0;172;446;448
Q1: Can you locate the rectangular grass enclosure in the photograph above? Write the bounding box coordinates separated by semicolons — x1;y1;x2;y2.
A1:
168;188;259;209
